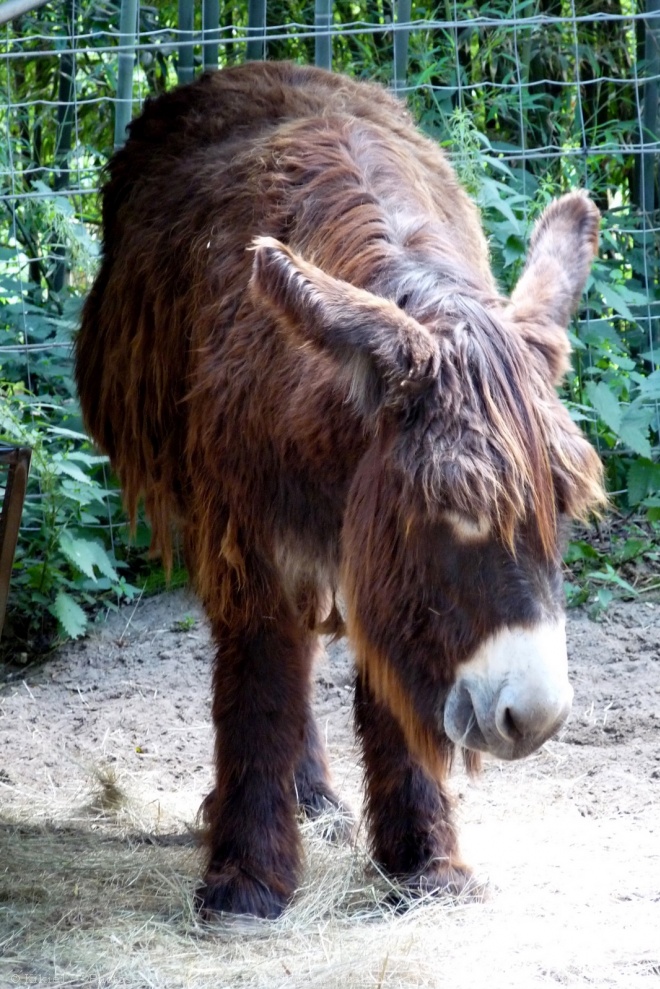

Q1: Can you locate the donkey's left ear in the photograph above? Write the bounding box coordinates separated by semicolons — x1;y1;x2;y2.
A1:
250;236;439;416
508;192;600;383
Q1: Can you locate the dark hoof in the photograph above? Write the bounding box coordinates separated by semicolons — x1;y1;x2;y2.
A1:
198;789;216;826
196;866;291;920
296;784;355;843
389;862;488;910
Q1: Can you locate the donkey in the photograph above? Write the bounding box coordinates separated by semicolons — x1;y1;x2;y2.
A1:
76;61;604;919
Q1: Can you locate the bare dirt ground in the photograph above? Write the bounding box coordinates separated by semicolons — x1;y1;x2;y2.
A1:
1;591;659;989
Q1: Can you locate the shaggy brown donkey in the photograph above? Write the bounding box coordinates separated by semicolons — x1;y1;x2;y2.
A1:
76;61;605;919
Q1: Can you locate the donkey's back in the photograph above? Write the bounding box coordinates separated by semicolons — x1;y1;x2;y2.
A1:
76;61;486;562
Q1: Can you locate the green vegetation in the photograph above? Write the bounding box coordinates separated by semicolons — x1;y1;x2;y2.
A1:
0;1;658;648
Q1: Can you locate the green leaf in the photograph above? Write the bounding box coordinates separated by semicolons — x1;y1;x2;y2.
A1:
59;531;99;580
596;282;634;320
502;236;525;267
86;541;119;582
594;587;614;612
617;538;646;563
639;370;660;400
565;540;601;563
627;460;660;506
46;425;92;441
59;479;109;505
585;381;622;434
66;451;108;466
590;565;638;596
59;532;119;583
49;591;87;639
51;459;93;485
608;355;636;372
619;402;654;458
478;178;525;231
618;425;652;459
564;579;589;607
484;155;514;178
579;319;622;349
79;511;104;525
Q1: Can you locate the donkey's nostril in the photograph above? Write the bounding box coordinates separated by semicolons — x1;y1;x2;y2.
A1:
494;684;572;750
499;705;523;742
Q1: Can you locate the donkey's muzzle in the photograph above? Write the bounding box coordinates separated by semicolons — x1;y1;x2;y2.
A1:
443;620;573;760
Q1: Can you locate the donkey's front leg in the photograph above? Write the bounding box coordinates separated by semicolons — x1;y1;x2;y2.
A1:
198;602;310;919
354;674;473;900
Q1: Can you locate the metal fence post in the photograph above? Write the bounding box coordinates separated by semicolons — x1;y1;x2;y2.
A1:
51;0;76;290
641;0;659;221
393;0;411;96
178;0;195;84
640;0;660;346
202;0;220;71
246;0;266;61
114;0;138;149
315;0;332;70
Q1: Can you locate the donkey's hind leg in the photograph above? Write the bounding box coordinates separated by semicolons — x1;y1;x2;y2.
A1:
354;673;475;901
295;694;354;841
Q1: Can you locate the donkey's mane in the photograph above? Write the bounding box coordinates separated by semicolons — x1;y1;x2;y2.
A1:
387;283;603;555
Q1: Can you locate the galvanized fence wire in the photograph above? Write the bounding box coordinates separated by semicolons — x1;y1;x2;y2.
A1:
1;3;659;537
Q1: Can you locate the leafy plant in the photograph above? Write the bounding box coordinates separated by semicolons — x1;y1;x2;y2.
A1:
0;0;658;642
439;104;660;611
174;615;197;632
0;390;140;643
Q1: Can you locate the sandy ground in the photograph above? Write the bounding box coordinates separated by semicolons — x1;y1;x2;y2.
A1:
0;590;659;988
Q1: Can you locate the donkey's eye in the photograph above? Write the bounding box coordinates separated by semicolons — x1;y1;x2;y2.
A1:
444;511;491;542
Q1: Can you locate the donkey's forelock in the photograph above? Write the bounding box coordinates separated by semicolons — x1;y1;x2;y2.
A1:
394;290;604;555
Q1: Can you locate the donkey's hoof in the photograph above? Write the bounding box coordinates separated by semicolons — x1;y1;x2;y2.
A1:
196;867;291;920
197;788;217;826
297;785;355;843
390;862;488;909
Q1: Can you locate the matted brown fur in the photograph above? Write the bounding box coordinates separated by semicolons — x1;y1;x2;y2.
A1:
76;62;604;918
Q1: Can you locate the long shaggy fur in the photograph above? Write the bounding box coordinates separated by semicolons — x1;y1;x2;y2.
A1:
76;62;604;918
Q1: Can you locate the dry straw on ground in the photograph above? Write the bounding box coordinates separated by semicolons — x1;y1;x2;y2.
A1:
1;795;658;989
1;591;659;988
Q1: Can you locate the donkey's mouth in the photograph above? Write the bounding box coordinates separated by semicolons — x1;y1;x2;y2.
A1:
441;621;573;761
444;684;490;752
442;682;491;753
442;678;571;760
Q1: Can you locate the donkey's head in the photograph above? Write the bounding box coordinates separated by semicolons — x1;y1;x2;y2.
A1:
251;192;604;775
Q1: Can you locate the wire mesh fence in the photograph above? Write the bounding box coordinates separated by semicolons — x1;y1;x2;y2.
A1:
0;1;659;636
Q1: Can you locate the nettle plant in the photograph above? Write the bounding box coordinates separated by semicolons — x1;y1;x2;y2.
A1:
0;158;149;644
0;388;139;643
0;35;656;642
0;170;192;646
0;209;142;644
441;112;660;609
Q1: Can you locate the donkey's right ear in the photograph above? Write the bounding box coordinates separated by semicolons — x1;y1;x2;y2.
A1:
508;192;600;383
250;236;439;415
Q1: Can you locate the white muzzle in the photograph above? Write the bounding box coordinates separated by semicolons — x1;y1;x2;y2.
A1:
443;620;573;760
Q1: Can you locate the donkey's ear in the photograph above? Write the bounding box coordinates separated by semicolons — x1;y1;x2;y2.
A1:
509;192;600;383
250;236;439;413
